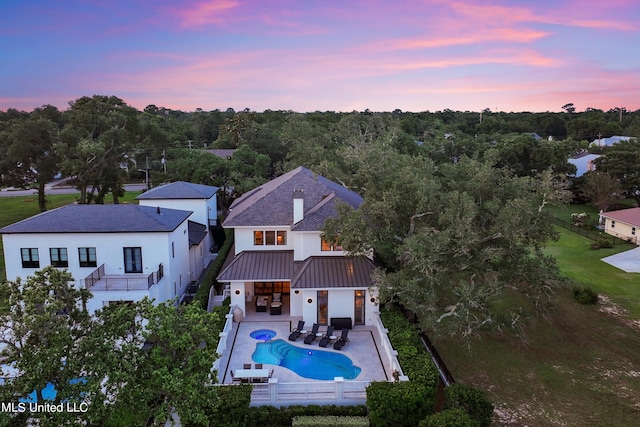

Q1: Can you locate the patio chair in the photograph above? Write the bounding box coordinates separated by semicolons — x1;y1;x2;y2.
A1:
230;370;241;384
304;323;320;344
243;363;251;369
333;328;350;351
288;320;305;341
318;326;335;347
254;363;263;369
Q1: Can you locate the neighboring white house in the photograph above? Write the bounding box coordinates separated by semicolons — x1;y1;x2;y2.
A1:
136;181;220;275
1;203;201;313
599;207;640;245
217;166;378;328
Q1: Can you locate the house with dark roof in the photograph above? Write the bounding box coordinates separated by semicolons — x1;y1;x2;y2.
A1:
1;181;219;313
599;207;640;245
217;166;378;327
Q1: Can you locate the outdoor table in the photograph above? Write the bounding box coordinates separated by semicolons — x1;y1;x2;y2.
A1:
233;368;270;382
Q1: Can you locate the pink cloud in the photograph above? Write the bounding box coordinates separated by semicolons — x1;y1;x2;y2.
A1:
170;0;240;28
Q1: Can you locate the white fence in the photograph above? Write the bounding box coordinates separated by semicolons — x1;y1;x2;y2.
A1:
211;306;234;375
371;311;406;379
221;377;370;405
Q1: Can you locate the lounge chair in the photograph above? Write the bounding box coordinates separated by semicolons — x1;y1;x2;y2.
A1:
333;328;350;350
318;326;335;347
304;323;320;344
288;320;305;341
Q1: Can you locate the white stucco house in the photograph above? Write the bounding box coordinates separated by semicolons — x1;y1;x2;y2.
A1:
1;181;219;313
217;166;378;328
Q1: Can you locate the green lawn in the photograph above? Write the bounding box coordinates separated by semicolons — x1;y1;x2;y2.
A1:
545;227;640;317
434;222;640;426
0;191;142;282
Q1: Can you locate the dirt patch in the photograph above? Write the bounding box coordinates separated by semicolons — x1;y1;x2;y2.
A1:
597;295;640;332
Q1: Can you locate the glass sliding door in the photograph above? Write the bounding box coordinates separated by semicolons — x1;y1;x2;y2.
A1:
317;290;328;325
354;290;365;325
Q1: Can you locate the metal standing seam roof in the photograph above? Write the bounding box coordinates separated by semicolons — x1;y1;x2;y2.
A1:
223;166;363;229
601;207;640;227
217;251;295;281
0;204;192;234
217;250;375;289
291;256;376;289
136;181;219;200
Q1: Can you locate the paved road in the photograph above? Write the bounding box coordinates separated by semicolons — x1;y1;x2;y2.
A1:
0;184;148;198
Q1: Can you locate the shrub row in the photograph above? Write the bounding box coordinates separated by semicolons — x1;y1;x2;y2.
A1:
246;405;368;427
292;415;370;426
194;228;234;310
379;308;439;384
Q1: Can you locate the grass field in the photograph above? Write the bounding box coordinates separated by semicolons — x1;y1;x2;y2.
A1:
546;227;640;317
0;191;142;281
435;225;640;426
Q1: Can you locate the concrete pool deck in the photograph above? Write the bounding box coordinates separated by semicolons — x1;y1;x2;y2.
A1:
216;319;392;386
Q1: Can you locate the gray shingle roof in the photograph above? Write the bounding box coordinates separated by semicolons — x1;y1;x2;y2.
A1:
136;181;219;200
188;221;207;246
217;251;295;281
223;166;362;229
291;256;375;289
0;204;192;234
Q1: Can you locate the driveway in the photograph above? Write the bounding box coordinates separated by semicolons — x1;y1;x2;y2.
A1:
601;247;640;273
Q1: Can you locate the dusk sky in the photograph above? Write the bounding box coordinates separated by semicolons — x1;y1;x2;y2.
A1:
2;0;639;113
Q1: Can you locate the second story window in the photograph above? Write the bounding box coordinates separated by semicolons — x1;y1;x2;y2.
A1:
254;230;287;246
321;237;343;252
254;231;264;245
50;248;68;268
78;247;97;267
123;247;143;273
21;248;39;268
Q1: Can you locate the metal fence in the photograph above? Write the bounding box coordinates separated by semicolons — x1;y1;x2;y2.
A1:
553;218;628;245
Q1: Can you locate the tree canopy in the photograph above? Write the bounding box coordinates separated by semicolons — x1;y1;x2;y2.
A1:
0;267;225;426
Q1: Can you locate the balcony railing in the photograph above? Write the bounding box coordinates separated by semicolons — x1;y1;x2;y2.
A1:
84;264;159;292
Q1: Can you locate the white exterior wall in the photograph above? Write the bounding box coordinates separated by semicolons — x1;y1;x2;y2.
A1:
295;232;346;261
233;227;294;255
289;290;303;317
2;222;193;313
139;195;218;248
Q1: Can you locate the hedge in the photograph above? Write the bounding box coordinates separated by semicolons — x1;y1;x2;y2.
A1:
194;228;234;310
246;405;368;427
292;415;370;426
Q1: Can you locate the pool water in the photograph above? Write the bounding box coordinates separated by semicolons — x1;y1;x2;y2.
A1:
250;329;277;340
252;339;361;380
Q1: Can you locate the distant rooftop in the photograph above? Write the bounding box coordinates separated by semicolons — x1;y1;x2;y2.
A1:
204;149;236;159
136;181;218;200
590;135;634;147
0;204;192;234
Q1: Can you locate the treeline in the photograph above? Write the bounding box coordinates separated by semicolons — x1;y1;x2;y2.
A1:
1;96;639;213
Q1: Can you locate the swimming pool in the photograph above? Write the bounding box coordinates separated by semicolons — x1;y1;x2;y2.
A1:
252;339;361;380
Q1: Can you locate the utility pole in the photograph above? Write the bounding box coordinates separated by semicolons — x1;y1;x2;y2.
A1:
162;149;166;173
